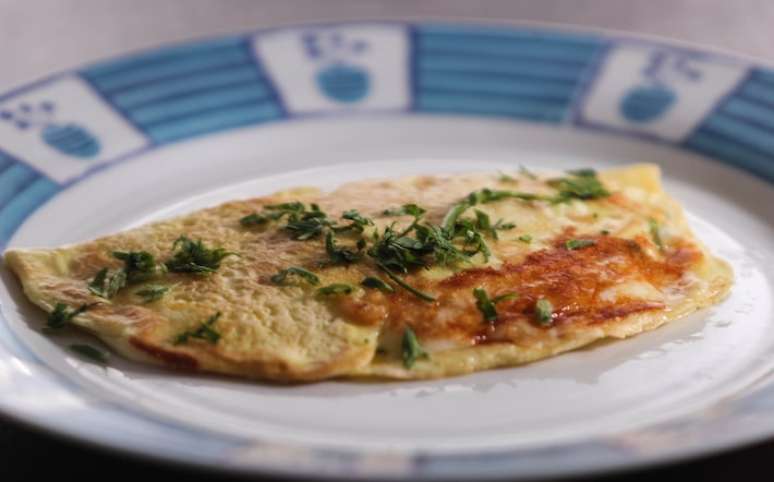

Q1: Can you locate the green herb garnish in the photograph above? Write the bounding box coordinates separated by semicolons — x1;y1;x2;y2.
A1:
173;312;221;345
285;208;334;240
401;327;428;369
649;218;664;251
46;303;92;330
135;285;170;303
317;284;354;296
240;212;269;226
383;203;426;218
165;236;236;274
442;188;545;232
548;170;610;203
518;234;533;243
69;344;109;364
565;239;596;250
472;210;515;240
241;202;336;240
567;168;597;177
88;268;127;299
473;287;497;322
377;262;436;302
360;276;394;293
333;209;374;233
474;288;517;323
270;267;320;285
113;251;163;283
325;231;364;265
535;298;554;325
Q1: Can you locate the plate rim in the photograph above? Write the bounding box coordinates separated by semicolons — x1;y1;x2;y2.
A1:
0;18;773;480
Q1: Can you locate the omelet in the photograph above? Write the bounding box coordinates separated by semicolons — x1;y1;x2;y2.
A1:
3;164;732;382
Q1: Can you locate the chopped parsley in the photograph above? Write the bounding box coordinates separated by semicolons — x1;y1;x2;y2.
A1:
548;170;610;203
474;288;517;323
173;312;221;345
649;218;664;251
333;209;374;233
240;202;307;226
165;236;236;274
518;234;533;243
325;231;364;265
377;263;436;302
383;203;426;218
360;276;394;293
47;303;92;330
565;239;596;250
317;284;354;296
442;188;544;232
69;344;109;364
270;267;320;285
567;168;598;177
113;250;163;283
401;327;428;369
241;202;336;240
473;210;515;240
535;298;554;325
135;285;170;303
88;268;127;299
240;212;269;226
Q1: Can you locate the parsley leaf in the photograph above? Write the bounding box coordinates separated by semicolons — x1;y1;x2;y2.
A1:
135;285;170;303
565;239;596;250
377;262;436;302
165;236;236;274
401;327;428;369
360;276;394;293
332;210;373;233
518;234;532;243
241;202;336;240
173;312;221;345
382;203;426;219
88;268;127;299
285;209;334;240
47;303;92;330
325;231;364;265
474;288;518;323
535;298;554;325
317;284;354;296
113;251;163;283
473;287;497;322
548;170;610;202
240;212;270;226
270;267;320;285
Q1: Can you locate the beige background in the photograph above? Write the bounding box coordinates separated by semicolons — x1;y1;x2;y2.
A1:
1;0;773;92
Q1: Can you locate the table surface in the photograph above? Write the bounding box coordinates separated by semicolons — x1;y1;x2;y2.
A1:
1;0;773;480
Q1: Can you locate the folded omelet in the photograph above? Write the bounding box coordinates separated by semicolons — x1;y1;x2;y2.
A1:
3;164;732;382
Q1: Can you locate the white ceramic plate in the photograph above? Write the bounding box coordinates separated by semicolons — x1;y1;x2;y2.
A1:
1;21;773;480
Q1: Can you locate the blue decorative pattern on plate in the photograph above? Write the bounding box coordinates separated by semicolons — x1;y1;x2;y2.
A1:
0;21;773;481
